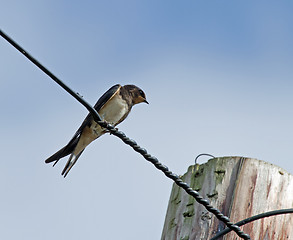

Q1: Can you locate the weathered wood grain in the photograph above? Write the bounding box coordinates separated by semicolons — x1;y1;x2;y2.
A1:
161;157;293;240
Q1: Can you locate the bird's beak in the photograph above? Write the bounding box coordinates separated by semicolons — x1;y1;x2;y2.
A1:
144;99;149;104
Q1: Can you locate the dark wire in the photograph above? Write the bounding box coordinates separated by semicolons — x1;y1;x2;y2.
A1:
195;153;215;164
210;208;293;240
0;29;251;240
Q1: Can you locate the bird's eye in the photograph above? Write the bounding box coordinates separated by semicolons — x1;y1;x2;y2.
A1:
139;90;144;96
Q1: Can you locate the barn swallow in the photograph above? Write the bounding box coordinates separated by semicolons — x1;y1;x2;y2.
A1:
45;84;148;177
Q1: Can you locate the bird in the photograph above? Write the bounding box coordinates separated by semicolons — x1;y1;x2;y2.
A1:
45;84;148;177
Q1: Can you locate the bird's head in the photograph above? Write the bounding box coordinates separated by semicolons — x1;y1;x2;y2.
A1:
125;85;149;105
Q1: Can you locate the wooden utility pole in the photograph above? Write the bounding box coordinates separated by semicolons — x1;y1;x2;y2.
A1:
161;157;293;240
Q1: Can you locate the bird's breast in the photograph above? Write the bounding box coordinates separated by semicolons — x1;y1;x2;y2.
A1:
90;94;129;136
99;94;129;124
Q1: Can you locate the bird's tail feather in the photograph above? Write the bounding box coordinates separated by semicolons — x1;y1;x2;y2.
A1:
61;150;84;177
45;137;79;165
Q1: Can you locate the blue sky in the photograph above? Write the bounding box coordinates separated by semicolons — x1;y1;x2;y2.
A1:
1;1;293;239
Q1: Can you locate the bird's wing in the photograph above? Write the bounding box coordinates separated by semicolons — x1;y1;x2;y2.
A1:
73;84;121;134
93;84;121;112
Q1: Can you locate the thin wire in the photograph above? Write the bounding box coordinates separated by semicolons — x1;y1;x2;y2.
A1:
0;29;251;240
195;153;215;164
210;208;293;240
0;29;103;123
